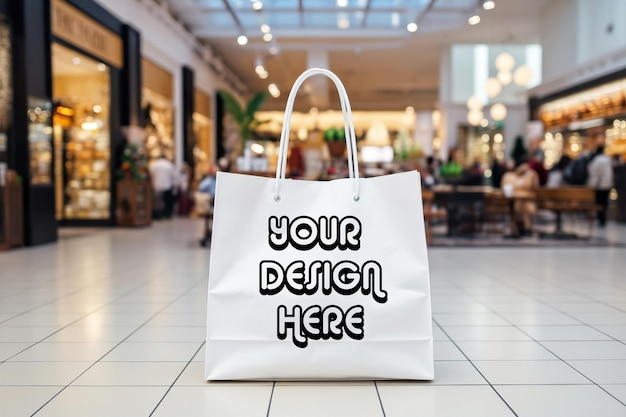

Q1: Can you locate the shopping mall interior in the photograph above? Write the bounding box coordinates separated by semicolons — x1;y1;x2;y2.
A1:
1;0;626;416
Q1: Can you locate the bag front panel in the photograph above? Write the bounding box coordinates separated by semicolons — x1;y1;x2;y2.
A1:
206;171;433;380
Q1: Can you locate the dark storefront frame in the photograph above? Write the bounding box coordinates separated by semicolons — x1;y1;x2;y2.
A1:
4;0;141;243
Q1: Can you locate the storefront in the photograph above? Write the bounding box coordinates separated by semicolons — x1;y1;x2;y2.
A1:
1;0;143;244
50;0;125;225
531;69;626;222
0;2;11;171
532;71;626;167
192;88;212;185
142;57;175;162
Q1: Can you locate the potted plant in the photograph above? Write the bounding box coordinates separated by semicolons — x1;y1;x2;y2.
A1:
116;127;151;227
218;89;268;149
324;127;347;158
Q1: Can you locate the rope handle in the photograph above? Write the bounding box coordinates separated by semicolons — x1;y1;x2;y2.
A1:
274;68;360;202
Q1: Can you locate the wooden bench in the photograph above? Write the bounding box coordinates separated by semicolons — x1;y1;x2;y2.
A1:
422;189;447;245
481;193;511;234
535;187;600;239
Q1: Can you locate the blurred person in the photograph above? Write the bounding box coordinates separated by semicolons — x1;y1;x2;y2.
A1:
426;155;442;184
288;143;305;178
490;158;508;188
197;164;218;197
177;164;193;216
528;156;548;186
563;139;594;186
196;165;219;247
587;144;614;227
421;166;437;189
461;156;484;186
529;138;545;163
501;157;540;236
149;155;178;219
546;155;572;188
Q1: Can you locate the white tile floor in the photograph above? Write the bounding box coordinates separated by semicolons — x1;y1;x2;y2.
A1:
1;218;625;416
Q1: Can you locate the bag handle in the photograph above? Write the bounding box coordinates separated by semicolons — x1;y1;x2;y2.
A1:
274;68;360;202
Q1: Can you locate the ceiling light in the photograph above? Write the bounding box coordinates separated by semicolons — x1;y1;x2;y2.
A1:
259;71;268;79
338;15;350;29
337;0;348;7
497;69;512;85
237;35;248;45
467;109;483;126
269;46;279;55
97;63;106;72
72;57;81;65
480;118;489;127
495;52;515;71
263;33;273;42
255;65;265;75
513;65;533;86
261;24;270;33
250;143;264;153
268;83;280;98
468;14;480;25
466;96;483;110
407;22;418;32
490;103;507;121
252;1;263;11
482;0;495;10
485;77;502;98
93;105;102;114
405;106;415;115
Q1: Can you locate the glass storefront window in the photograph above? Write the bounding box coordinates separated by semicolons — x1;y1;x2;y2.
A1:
28;97;53;185
143;88;175;162
0;15;12;166
52;43;111;220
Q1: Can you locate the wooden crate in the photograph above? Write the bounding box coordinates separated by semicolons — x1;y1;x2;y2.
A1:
116;179;152;227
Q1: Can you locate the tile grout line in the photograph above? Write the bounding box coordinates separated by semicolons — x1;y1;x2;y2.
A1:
148;341;206;417
445;254;626;346
0;265;142;326
438;276;626;407
28;276;207;417
265;381;276;417
0;266;178;365
0;251;201;365
373;381;387;417
432;318;520;417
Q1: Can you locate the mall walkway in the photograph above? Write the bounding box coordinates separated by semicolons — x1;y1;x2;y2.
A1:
1;219;625;416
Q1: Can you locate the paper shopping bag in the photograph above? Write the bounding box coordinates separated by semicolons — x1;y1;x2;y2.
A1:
205;68;434;380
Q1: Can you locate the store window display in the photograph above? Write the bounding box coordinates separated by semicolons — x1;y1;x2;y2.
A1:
0;15;11;168
52;43;111;220
142;58;175;162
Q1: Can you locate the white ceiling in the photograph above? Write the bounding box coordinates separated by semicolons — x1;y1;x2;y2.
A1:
164;0;551;111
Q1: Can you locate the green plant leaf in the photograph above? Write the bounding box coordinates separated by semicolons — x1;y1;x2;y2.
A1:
218;90;246;124
246;92;268;117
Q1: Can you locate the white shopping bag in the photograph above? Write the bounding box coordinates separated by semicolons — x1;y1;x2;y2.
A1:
205;68;434;380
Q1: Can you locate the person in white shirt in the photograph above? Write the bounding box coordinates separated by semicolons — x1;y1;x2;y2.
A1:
587;144;614;227
149;155;179;219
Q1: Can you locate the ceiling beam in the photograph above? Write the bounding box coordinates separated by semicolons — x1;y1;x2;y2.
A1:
361;0;372;28
415;0;438;26
221;0;243;32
